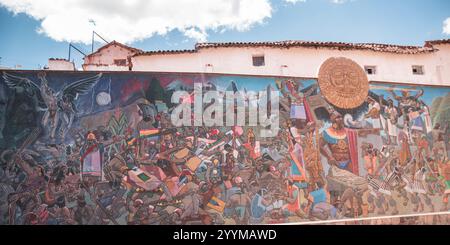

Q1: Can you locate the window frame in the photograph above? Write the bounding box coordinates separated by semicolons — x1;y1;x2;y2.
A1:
364;66;377;75
252;55;265;67
412;65;425;75
114;59;127;66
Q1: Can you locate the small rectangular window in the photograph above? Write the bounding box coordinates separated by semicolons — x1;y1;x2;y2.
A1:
412;65;424;75
114;59;127;66
364;66;377;75
252;55;265;67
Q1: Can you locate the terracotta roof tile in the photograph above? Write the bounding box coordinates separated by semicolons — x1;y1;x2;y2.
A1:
134;40;441;57
87;40;143;58
195;41;436;54
49;58;70;61
425;39;450;47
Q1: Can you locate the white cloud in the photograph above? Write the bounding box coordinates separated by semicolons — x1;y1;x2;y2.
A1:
184;28;207;43
331;0;348;3
444;17;450;35
284;0;351;4
283;0;306;4
0;0;272;43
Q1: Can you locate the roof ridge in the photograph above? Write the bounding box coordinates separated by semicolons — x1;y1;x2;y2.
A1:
134;39;445;57
86;40;143;58
197;40;429;47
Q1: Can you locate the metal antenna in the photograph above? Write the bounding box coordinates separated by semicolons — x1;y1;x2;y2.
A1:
91;31;109;53
89;19;108;53
89;19;96;53
92;31;95;53
68;43;87;61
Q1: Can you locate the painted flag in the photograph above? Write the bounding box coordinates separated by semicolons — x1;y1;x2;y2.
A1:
139;129;160;142
139;129;160;138
207;196;225;213
127;168;162;191
204;135;228;151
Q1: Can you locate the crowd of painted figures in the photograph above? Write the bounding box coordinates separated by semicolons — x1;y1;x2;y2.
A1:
0;77;449;225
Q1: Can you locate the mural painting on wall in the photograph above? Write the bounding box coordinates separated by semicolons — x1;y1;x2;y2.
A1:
0;59;449;225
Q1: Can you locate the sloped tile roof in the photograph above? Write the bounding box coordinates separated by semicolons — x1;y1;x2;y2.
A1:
134;40;442;57
87;40;143;58
425;39;450;47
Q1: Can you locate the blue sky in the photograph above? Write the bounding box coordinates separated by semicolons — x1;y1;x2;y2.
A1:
0;0;449;69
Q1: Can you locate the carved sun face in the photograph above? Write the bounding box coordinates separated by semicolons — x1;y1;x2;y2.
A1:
330;66;360;96
319;57;369;109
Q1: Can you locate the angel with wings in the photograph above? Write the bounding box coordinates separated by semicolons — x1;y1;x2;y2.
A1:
2;72;102;141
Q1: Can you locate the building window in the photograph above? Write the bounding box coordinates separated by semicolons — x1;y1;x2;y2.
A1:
364;66;377;75
205;64;213;73
252;55;265;67
412;65;424;75
114;59;127;66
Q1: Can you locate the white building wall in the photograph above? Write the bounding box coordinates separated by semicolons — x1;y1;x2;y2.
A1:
131;46;450;85
83;45;135;71
431;44;450;85
82;64;130;71
48;59;75;71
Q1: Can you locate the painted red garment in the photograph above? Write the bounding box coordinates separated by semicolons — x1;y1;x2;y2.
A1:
243;142;259;159
345;128;359;175
303;97;313;123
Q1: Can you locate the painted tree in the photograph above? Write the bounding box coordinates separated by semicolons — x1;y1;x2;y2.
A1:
146;77;164;103
107;109;129;157
431;93;450;126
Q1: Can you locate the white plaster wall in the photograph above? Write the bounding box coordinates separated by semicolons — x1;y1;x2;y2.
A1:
83;44;135;71
48;60;75;71
131;46;450;85
431;44;450;85
82;64;129;71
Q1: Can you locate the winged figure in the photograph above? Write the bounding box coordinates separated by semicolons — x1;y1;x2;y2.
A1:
2;72;102;141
